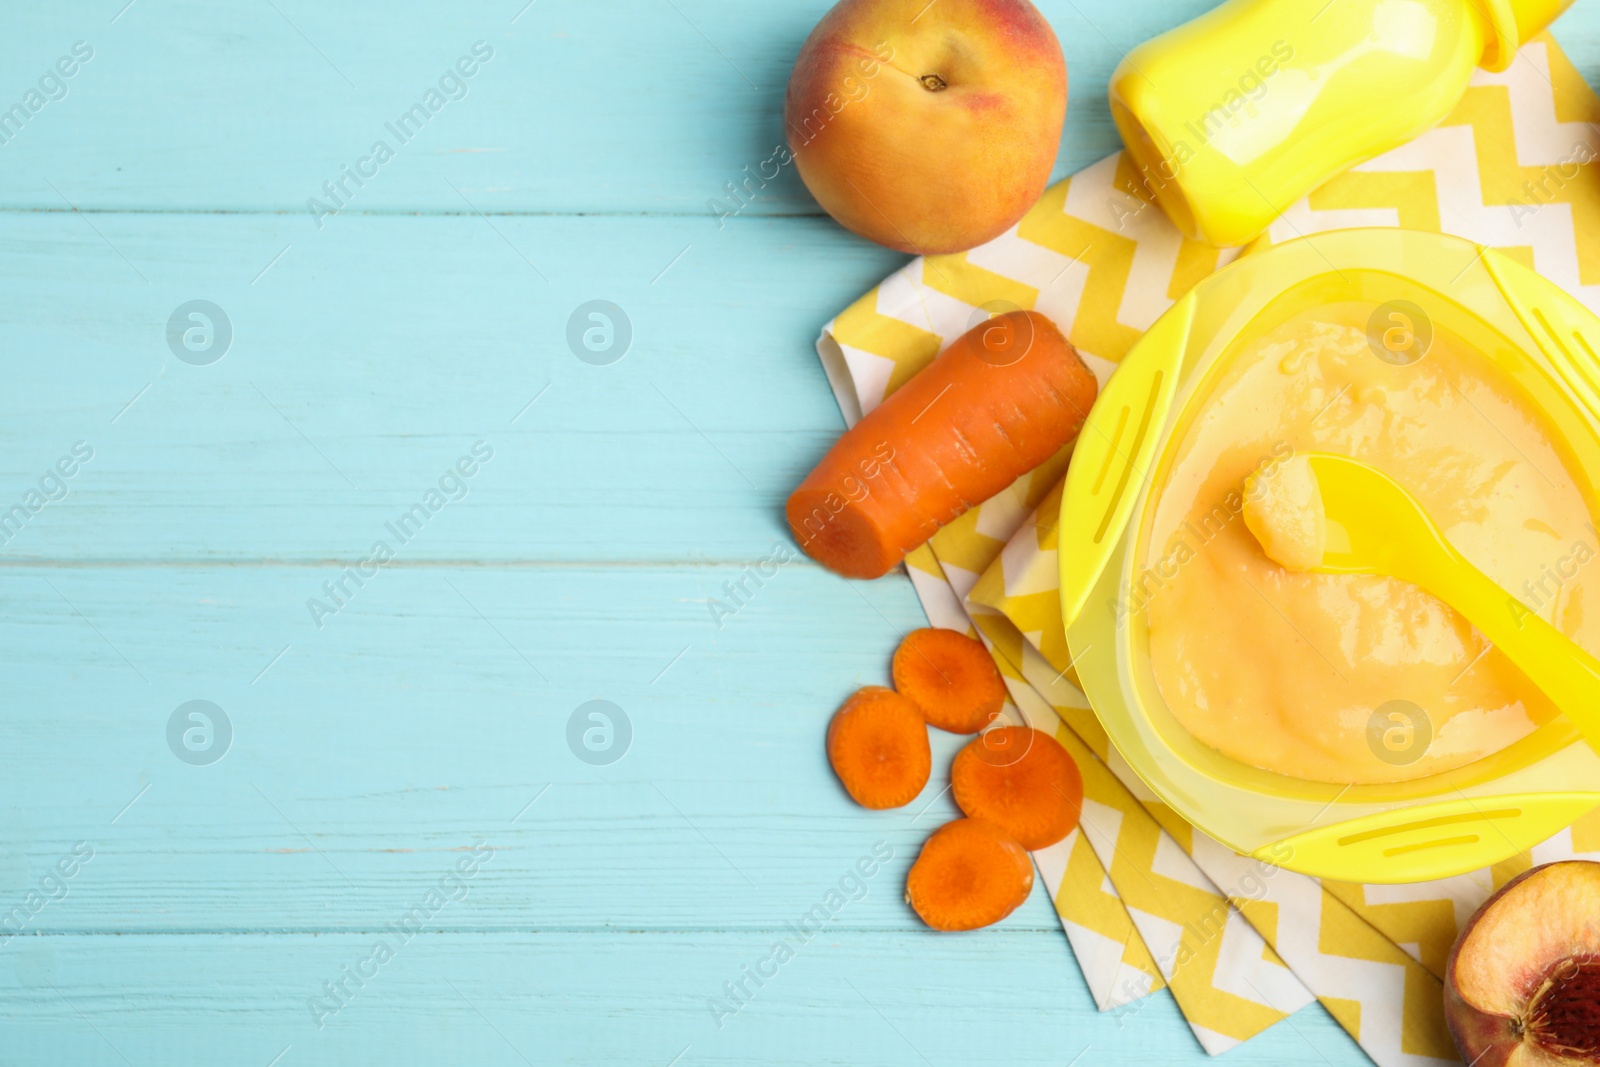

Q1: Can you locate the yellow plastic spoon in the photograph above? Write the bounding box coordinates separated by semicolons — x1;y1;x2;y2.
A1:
1243;451;1600;754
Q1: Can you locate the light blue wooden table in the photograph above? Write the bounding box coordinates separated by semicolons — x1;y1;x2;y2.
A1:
3;2;1597;1064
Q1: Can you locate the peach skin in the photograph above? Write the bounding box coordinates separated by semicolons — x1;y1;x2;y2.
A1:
785;0;1067;255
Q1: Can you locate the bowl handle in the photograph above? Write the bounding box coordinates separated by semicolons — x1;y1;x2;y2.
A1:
1254;792;1600;883
1059;293;1194;626
1484;247;1600;426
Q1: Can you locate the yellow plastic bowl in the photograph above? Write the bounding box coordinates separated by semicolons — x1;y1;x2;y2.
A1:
1058;228;1600;883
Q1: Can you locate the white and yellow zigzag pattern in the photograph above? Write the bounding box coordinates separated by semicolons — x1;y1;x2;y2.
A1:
914;544;1312;1053
900;547;1170;1016
824;160;1300;1055
816;34;1598;1064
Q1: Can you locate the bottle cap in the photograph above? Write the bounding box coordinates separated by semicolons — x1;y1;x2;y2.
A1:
1480;0;1576;70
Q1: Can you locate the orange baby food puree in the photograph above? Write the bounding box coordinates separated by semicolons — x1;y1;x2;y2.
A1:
1144;302;1598;784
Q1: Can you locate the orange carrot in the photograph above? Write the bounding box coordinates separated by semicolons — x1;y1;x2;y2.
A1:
826;686;932;809
951;726;1082;850
892;627;1007;734
905;817;1035;931
787;310;1097;579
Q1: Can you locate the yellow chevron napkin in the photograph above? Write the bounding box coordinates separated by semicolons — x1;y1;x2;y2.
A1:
813;34;1600;1064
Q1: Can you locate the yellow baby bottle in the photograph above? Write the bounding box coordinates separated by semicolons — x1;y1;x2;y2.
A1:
1110;0;1576;246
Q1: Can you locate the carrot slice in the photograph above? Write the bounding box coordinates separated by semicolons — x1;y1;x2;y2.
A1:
892;627;1006;734
905;817;1034;931
826;686;931;810
787;310;1097;579
951;726;1083;850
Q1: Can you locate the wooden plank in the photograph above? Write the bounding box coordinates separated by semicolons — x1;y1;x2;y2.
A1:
0;0;1241;214
0;212;899;563
0;932;1362;1066
0;560;958;932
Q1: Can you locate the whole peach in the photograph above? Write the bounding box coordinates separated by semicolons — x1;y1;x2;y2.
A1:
785;0;1067;255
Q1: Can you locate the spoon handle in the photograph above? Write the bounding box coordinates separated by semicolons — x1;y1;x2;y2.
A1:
1423;548;1600;754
